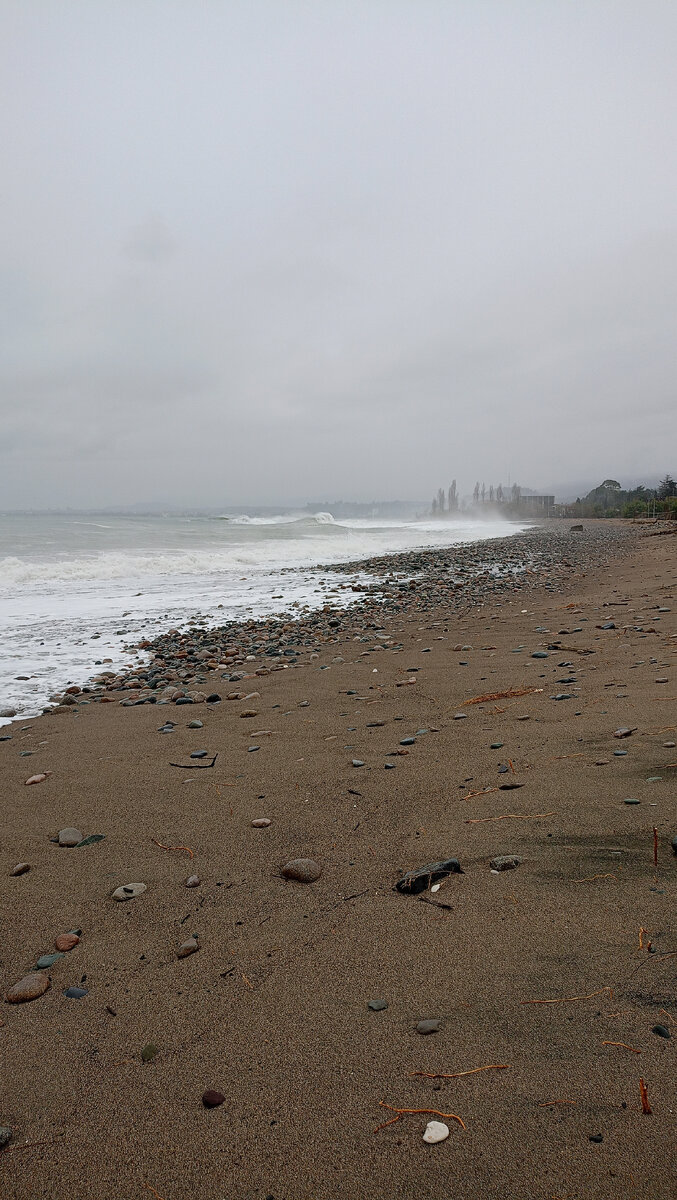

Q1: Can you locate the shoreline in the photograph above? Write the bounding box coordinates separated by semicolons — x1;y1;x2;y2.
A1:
1;519;675;1200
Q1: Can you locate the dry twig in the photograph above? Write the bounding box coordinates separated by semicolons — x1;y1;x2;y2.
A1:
410;1064;509;1080
521;987;613;1006
461;787;499;801
602;1042;640;1053
639;1078;652;1115
462;686;542;706
466;812;554;824
152;839;194;859
374;1101;466;1134
572;873;617;884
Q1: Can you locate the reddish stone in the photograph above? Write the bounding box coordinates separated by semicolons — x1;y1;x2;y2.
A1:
55;933;80;952
202;1090;225;1108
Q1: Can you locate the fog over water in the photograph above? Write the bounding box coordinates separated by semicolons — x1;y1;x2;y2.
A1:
2;2;676;510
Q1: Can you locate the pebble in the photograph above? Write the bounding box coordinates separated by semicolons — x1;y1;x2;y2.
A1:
240;709;258;718
5;972;50;1003
0;1127;12;1149
613;750;628;756
36;952;64;969
188;720;203;729
613;727;636;738
64;986;88;998
368;999;388;1011
416;1018;441;1034
112;882;147;901
623;798;640;805
251;818;271;828
58;828;82;847
399;737;415;746
202;1089;226;1107
396;858;463;894
352;759;365;767
141;1043;158;1062
652;1024;671;1038
490;742;504;749
589;1134;604;1143
190;750;208;759
55;933;80;951
453;712;467;720
664;741;676;748
423;1120;449;1143
532;651;549;659
489;854;521;871
177;937;199;958
25;773;49;786
10;863;30;876
185;875;200;887
280;858;322;883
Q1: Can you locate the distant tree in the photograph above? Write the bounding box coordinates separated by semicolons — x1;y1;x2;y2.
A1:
432;496;438;515
473;482;480;504
657;474;677;499
496;483;504;503
481;482;486;503
489;485;495;503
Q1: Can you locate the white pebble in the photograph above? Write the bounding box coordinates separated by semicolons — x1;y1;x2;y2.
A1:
423;1120;449;1143
430;883;441;893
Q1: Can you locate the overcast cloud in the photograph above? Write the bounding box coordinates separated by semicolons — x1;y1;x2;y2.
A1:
1;1;675;509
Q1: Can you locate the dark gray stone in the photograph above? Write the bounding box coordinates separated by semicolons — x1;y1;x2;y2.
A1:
395;858;463;894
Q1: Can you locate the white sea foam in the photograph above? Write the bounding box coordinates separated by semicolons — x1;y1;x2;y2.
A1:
0;511;528;723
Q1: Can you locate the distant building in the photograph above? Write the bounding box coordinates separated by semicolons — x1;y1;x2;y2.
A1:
519;494;555;515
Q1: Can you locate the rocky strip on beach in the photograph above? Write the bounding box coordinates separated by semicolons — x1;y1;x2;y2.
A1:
46;522;642;713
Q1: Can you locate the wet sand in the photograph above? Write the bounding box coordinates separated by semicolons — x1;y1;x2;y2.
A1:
1;521;675;1200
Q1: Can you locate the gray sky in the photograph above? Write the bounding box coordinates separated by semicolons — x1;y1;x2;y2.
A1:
1;0;675;509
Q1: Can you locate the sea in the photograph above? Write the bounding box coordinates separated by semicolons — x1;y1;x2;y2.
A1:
0;510;527;724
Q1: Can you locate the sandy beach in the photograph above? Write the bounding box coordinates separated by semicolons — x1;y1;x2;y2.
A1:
1;520;675;1200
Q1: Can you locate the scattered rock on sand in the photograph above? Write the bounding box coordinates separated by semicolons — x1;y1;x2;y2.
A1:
416;1018;441;1034
423;1120;449;1143
10;863;30;876
25;773;50;786
368;999;388;1011
0;1127;12;1149
58;828;82;847
614;727;636;738
177;937;199;958
36;953;64;969
202;1089;226;1108
141;1043;158;1062
490;854;521;871
185;875;200;888
55;933;80;951
64;986;88;998
188;720;203;729
395;858;463;894
281;858;322;883
252;818;271;828
652;1024;671;1038
5;972;50;1003
352;759;365;767
112;882;147;901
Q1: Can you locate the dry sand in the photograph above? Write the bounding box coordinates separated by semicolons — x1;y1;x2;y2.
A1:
1;524;675;1200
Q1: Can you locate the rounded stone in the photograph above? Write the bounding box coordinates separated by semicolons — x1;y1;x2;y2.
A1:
5;972;50;1003
652;1024;671;1039
0;1127;12;1149
58;828;83;847
280;858;322;883
490;854;521;871
55;933;80;952
64;986;88;998
416;1018;441;1035
251;818;271;828
10;863;30;876
352;759;365;767
368;999;388;1011
202;1089;226;1108
112;882;147;901
423;1120;449;1144
177;937;199;958
623;798;640;805
36;952;64;969
185;875;200;888
490;742;504;749
187;720;203;729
